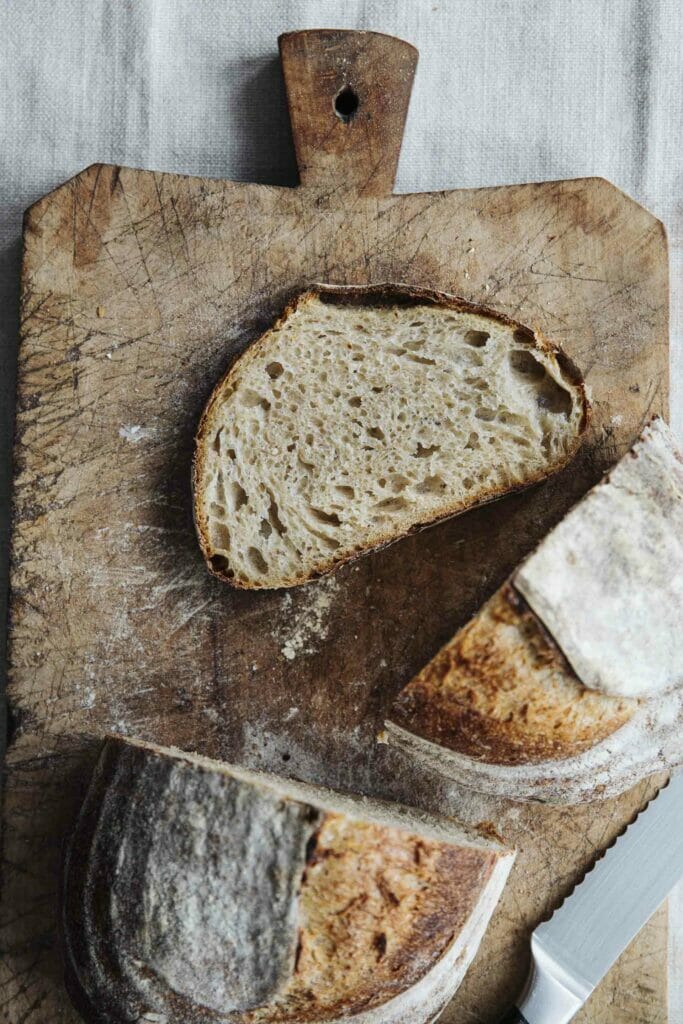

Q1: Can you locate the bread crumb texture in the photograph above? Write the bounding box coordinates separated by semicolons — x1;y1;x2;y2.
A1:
390;585;635;765
195;290;586;588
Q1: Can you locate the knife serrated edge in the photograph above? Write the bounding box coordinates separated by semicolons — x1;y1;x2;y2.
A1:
515;774;678;1024
537;774;671;930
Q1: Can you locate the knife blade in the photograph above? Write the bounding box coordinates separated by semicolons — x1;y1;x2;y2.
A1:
499;771;683;1024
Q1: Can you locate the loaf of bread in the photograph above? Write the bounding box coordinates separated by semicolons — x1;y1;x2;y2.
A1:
384;418;683;803
63;736;515;1024
194;284;588;589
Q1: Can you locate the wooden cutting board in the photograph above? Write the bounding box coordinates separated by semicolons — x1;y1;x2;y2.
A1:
2;29;670;1024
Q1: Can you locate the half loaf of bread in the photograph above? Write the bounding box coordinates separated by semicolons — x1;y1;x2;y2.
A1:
194;284;588;588
63;735;515;1024
384;418;683;803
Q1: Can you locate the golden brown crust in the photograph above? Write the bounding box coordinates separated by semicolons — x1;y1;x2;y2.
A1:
388;584;634;765
255;813;496;1022
193;283;590;589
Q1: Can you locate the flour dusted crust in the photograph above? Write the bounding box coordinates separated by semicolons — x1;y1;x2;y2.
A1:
193;283;588;589
63;736;514;1024
385;419;683;803
515;417;683;698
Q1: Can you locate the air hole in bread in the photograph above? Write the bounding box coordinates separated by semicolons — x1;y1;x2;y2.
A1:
210;522;231;550
475;407;496;422
367;426;386;442
418;475;446;494
267;494;286;535
212;429;222;453
310;530;341;551
509;349;546;381
266;361;284;379
509;350;573;417
388;474;411;493
248;547;269;575
537;378;573;417
228;481;248;511
513;328;533;345
406;353;437;366
375;497;409;512
349;396;362;408
310;507;342;527
464;330;489;348
210;553;233;576
240;388;268;408
335;485;355;499
415;442;440;458
260;519;272;538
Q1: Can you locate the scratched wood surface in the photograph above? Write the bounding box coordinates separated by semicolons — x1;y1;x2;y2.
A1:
1;29;670;1024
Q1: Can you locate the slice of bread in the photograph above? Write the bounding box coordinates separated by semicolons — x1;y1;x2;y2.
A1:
194;284;589;588
384;419;683;804
63;735;514;1024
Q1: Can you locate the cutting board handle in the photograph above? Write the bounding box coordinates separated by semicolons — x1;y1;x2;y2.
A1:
279;30;418;196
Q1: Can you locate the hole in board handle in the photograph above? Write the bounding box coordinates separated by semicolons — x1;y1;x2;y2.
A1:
334;85;359;123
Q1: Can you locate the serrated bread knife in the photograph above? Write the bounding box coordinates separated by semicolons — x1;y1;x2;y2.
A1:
499;772;683;1023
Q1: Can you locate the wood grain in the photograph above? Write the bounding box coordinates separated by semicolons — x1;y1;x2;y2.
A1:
279;30;418;195
2;30;670;1024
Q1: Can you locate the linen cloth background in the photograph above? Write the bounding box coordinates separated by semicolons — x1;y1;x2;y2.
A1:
1;0;682;1018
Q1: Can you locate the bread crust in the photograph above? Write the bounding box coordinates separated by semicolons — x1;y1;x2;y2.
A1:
388;584;634;767
193;283;590;589
385;417;683;803
62;735;515;1024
